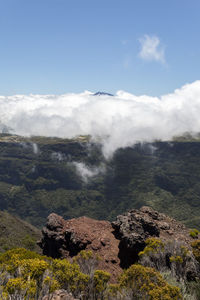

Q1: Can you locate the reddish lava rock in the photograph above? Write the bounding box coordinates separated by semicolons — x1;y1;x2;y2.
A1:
39;206;194;281
39;214;121;281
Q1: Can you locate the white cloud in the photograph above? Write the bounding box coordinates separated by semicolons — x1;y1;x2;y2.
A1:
72;162;106;183
139;34;165;64
1;81;200;157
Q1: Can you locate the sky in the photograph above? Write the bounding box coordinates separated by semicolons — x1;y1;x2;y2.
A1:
1;0;200;156
0;0;200;96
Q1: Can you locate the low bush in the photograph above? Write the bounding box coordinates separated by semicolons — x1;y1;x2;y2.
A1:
189;229;199;239
0;248;191;299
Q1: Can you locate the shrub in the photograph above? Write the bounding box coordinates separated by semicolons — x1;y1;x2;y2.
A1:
191;240;200;263
139;238;164;257
73;250;100;276
161;271;200;300
106;283;122;299
0;248;90;299
5;277;37;298
0;248;190;299
139;238;166;271
118;264;182;300
139;239;198;282
52;258;89;297
93;270;110;299
189;229;199;239
0;248;45;264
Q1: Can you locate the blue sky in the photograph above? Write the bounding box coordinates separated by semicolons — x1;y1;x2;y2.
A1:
0;0;200;96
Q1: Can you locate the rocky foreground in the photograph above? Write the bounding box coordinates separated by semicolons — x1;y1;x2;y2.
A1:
39;206;193;281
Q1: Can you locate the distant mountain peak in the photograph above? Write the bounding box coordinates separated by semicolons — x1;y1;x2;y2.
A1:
93;91;114;96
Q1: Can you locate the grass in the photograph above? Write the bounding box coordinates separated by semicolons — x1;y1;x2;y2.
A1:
0;210;41;253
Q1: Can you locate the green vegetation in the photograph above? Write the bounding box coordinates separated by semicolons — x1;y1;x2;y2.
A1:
189;229;199;239
118;264;182;300
138;238;200;299
191;240;200;263
139;237;164;257
1;134;200;298
0;248;184;299
0;211;41;252
1;134;200;229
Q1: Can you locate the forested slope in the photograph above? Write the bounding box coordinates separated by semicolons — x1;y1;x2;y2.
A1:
0;133;200;228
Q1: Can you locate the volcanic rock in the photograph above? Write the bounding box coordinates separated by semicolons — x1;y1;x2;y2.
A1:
111;206;191;268
39;214;121;280
39;206;194;280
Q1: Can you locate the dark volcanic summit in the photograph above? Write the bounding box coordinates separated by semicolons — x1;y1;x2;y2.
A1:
93;91;114;96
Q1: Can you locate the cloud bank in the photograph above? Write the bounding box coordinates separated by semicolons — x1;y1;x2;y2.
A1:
1;81;200;157
139;35;165;64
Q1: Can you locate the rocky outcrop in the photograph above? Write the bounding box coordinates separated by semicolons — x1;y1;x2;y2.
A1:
43;290;77;300
39;206;194;280
112;206;191;268
39;214;121;280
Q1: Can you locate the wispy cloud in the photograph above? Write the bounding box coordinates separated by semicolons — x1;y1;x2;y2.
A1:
122;55;132;69
121;39;128;46
138;34;165;64
72;162;106;183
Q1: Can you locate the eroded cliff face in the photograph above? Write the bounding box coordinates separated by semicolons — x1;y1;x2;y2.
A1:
112;206;192;268
39;206;194;280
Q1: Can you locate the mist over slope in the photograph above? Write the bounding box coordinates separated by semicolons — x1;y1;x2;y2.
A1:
1;81;200;156
0;134;200;229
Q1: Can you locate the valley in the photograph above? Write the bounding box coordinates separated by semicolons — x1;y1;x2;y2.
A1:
0;133;200;229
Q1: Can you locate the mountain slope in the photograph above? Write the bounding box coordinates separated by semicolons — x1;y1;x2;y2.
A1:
0;133;200;228
0;210;41;252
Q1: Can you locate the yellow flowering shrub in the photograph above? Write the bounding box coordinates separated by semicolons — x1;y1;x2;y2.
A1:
0;248;89;299
0;248;45;263
73;250;100;275
191;239;200;263
20;258;48;280
168;245;192;280
189;228;199;239
139;237;164;257
93;270;110;294
43;275;60;293
52;259;89;295
119;264;182;300
5;277;37;299
0;248;186;299
106;283;121;298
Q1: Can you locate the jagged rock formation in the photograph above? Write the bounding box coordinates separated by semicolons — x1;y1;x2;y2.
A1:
39;206;194;279
112;206;192;268
39;214;121;279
